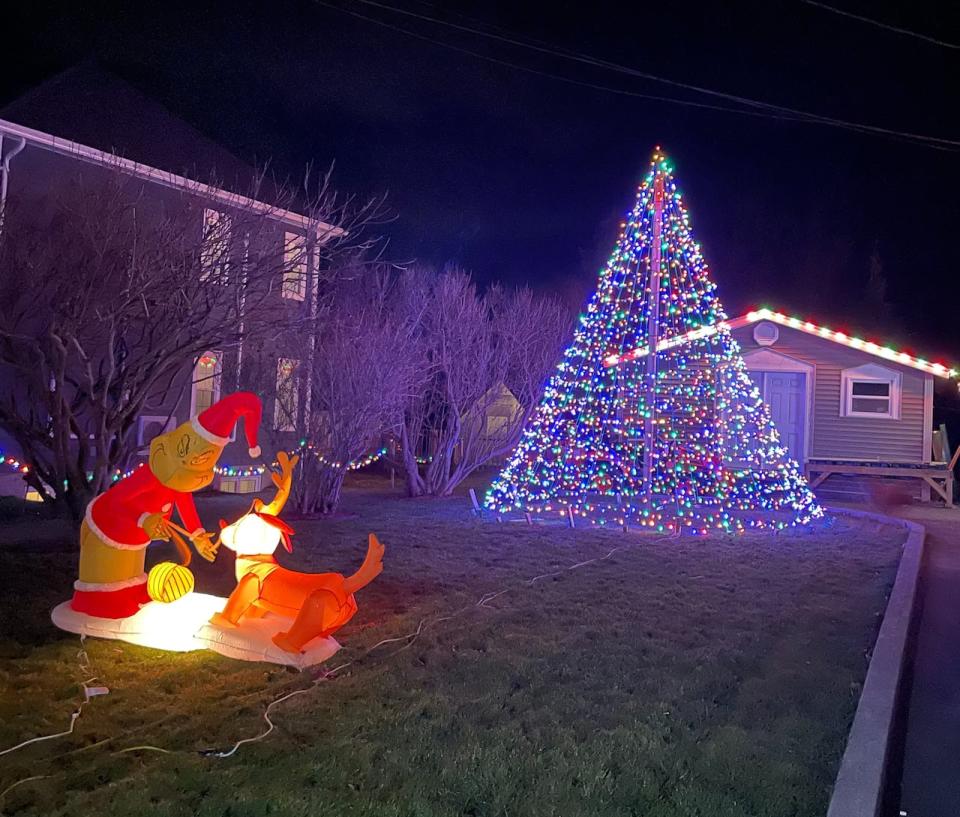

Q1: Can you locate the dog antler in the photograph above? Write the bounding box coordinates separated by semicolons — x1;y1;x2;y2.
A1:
258;450;300;517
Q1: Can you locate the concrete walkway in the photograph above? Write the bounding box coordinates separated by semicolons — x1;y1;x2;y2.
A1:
894;505;960;816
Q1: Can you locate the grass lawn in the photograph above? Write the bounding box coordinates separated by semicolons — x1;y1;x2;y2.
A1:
0;474;905;817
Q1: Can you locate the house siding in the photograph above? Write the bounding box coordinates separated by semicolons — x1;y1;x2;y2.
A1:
733;322;931;464
0;132;317;495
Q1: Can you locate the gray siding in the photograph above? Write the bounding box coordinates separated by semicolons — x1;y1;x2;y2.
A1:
733;323;931;464
0;136;311;492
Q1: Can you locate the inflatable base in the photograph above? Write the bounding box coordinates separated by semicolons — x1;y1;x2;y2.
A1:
51;594;341;669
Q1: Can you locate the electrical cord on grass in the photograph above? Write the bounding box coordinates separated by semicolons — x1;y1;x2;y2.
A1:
2;529;673;767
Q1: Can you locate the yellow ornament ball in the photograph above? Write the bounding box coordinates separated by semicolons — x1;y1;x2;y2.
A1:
147;562;195;603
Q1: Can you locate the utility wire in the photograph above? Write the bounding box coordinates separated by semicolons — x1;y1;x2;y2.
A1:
332;0;959;149
318;0;951;152
800;0;959;50
315;1;824;128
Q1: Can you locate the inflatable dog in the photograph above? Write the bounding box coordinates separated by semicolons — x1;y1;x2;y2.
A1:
210;452;385;653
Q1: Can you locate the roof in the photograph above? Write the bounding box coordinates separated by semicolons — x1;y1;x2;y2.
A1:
604;307;957;379
1;64;257;191
0;64;342;239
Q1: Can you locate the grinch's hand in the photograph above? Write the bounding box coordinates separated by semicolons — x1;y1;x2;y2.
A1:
141;512;172;541
190;529;219;562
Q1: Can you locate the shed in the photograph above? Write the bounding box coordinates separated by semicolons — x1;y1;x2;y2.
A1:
730;308;958;505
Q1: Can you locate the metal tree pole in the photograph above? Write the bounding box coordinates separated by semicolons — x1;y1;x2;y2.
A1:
642;170;666;498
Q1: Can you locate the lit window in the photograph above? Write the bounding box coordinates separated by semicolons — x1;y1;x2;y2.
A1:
200;209;231;284
282;232;307;301
191;352;222;417
275;358;300;431
841;364;901;419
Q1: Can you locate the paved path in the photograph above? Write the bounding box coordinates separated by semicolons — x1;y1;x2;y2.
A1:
895;506;960;817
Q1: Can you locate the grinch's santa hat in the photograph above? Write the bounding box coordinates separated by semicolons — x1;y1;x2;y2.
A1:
191;391;263;458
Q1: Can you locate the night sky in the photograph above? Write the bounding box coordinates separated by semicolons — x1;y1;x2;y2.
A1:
2;0;957;358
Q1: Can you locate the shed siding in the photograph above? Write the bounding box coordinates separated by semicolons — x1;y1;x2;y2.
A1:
733;323;931;464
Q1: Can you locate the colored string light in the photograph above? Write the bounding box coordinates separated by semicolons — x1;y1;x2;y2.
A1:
292;442;388;472
484;150;824;533
0;451;29;474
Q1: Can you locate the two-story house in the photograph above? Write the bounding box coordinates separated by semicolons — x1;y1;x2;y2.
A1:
0;65;339;496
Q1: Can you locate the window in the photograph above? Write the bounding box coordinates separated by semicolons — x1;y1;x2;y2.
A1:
200;209;231;284
752;321;779;346
138;415;176;446
219;475;263;494
841;363;901;419
191;351;222;417
282;232;307;301
485;414;510;437
275;358;300;431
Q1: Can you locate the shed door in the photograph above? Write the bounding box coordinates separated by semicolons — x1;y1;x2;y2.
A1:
749;371;806;464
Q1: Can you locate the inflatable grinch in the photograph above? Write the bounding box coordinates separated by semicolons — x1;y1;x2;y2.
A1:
71;391;262;619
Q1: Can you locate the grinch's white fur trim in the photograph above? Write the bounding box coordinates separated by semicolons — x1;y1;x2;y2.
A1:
74;573;148;592
248;445;262;458
190;416;230;446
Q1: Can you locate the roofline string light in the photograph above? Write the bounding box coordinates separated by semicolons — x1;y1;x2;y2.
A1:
606;307;957;379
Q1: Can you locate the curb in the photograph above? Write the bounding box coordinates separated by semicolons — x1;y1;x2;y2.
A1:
826;508;926;817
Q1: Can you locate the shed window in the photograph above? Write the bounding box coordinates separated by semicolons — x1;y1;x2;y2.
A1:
752;321;779;346
841;364;901;419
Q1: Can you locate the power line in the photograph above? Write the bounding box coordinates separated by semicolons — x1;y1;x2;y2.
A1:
315;2;824;127
800;0;959;50
334;0;960;150
319;0;954;152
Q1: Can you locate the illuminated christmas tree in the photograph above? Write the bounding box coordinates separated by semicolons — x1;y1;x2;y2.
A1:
485;149;822;532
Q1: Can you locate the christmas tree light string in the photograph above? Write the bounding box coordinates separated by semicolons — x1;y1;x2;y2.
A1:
484;149;824;533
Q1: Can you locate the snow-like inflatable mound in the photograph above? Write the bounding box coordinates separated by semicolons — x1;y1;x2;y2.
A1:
51;595;340;669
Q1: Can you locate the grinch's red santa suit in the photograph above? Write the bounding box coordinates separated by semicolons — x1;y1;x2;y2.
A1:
71;392;263;619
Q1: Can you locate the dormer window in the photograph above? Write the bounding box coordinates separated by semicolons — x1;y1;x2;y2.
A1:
840;363;901;419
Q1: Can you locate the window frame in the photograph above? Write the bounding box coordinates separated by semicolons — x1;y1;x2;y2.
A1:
137;414;176;447
752;321;779;346
190;351;223;419
274;357;301;431
840;363;901;420
282;232;308;301
200;208;232;285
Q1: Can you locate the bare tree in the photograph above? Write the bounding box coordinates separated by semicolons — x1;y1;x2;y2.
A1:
285;268;426;514
396;267;568;497
0;162;386;519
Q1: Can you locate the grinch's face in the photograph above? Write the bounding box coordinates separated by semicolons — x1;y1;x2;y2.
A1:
149;421;222;492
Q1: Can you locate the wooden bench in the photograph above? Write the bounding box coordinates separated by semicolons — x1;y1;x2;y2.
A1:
806;453;958;508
